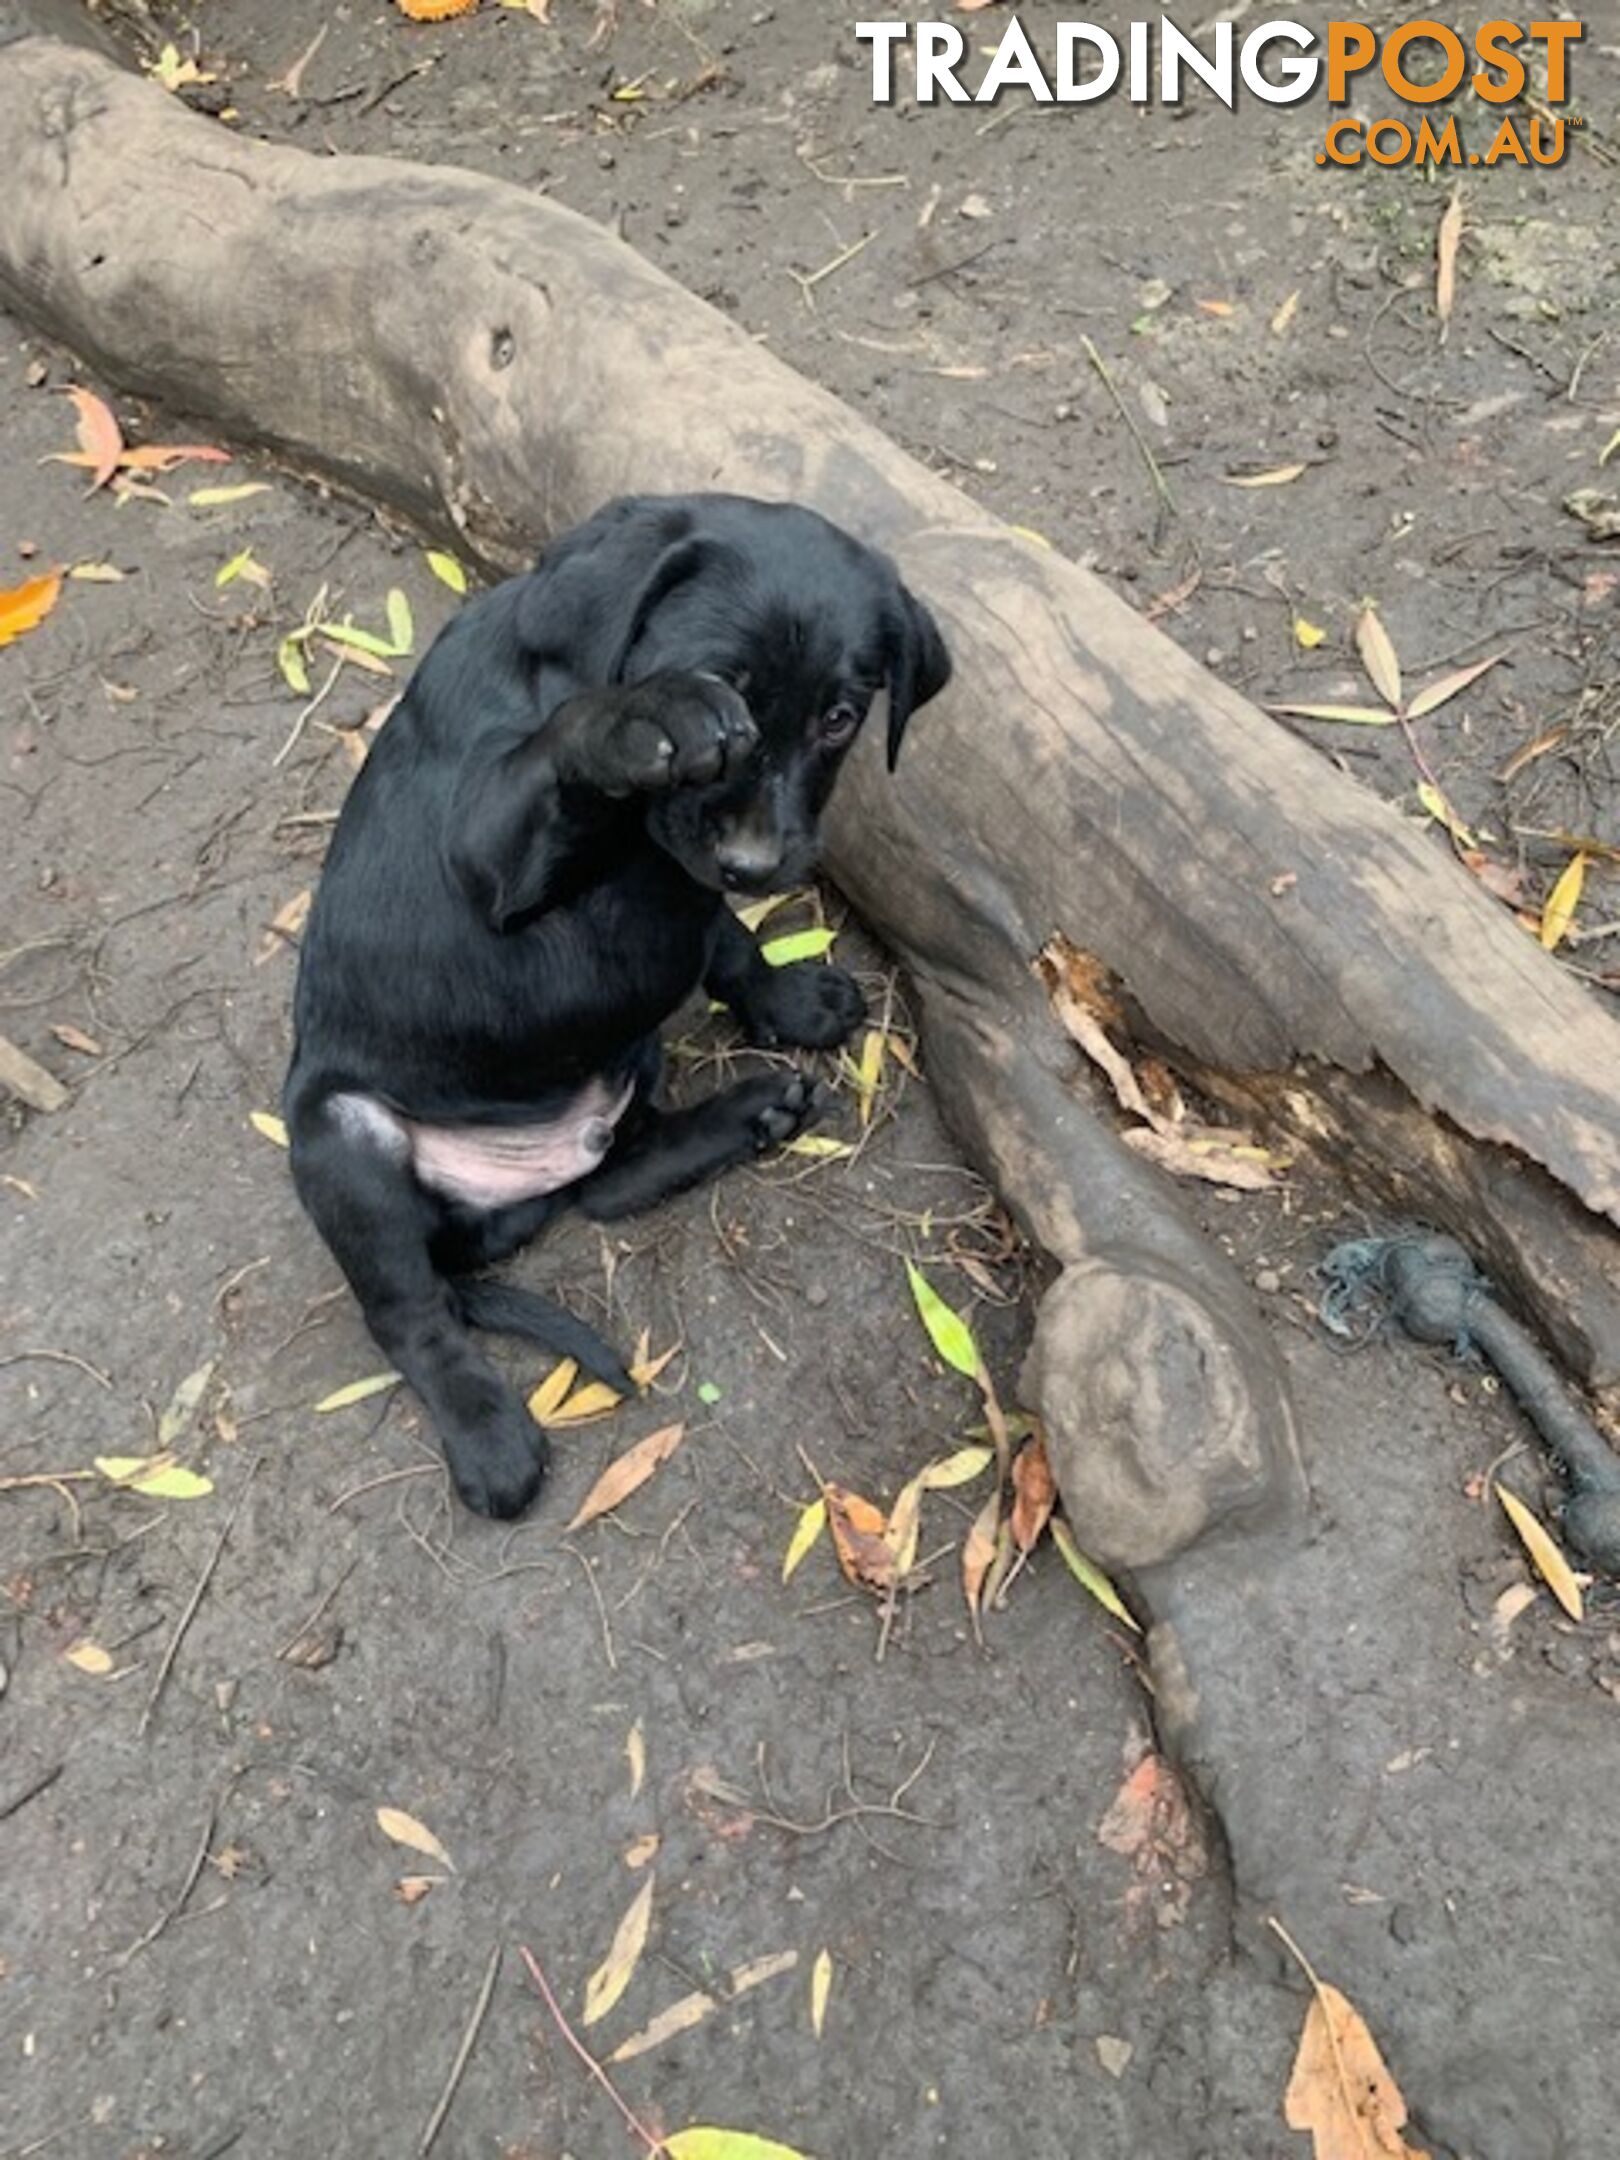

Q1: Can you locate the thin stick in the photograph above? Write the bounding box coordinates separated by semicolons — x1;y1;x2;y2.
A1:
273;654;344;768
275;1558;356;1659
327;1463;438;1512
562;1542;618;1672
113;1799;219;1967
1080;333;1178;547
517;1944;665;2157
789;230;877;310
140;1456;261;1736
419;1942;503;2156
0;1349;113;1390
0;1761;63;1824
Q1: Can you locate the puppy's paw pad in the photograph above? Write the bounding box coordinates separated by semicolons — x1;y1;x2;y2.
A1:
445;1421;548;1521
742;963;866;1050
747;1072;825;1152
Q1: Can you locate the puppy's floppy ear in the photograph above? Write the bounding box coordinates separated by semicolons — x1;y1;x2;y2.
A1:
884;584;952;772
517;497;713;685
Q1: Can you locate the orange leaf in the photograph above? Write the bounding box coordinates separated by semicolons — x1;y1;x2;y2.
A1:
567;1423;685;1530
117;443;231;474
60;386;124;488
395;0;479;15
825;1483;896;1593
0;571;63;649
1284;1975;1429;2158
1009;1436;1056;1553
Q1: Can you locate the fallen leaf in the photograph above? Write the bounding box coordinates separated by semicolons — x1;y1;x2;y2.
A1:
385;588;415;656
315;1373;401;1414
276;637;311;697
762;927;835;966
1284;1973;1428;2158
1269;703;1398;726
1539;852;1587;952
1010;1437;1057;1552
882;1474;926;1578
627;1720;646;1800
781;1496;827;1581
784;1135;854;1160
1355;606;1403;712
568;1422;685;1529
854;1027;886;1129
1404;650;1507;719
158;1360;217;1450
1096;2035;1134;2080
1098;1747;1207;1928
1270;289;1301;336
322;619;399;662
256;887;313;963
425;549;468;592
628;1336;681;1390
0;571;63;649
1414;782;1476;851
527;1358;579;1422
396;0;481;16
697;1381;722;1406
1222;462;1308;488
1293;616;1327;650
825;1484;896;1593
189;483;271;508
95;1455;214;1501
733;891;801;933
149;41;214;91
119;443;229;474
395;1876;441;1905
1051;1519;1139;1630
217;548;269;591
625;1833;660;1870
582;1875;654;2027
1496;1483;1583;1621
663;2136;812;2160
608;1986;718;2064
729;1950;798;1993
904;1260;980;1379
67;562;125;583
1435;187;1464;338
545;1380;622;1427
375;1806;454;1870
923;1445;995;1489
65;1640;114;1675
1196;298;1235;318
250;1110;289;1148
1461;851;1528;908
810;1949;832;2038
49;1022;102;1057
59;387;124;488
962;1488;1000;1621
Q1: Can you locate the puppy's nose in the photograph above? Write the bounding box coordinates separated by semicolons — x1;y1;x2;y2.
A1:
715;839;784;892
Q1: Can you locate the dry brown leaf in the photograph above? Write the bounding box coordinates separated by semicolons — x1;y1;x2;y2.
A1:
1010;1436;1057;1552
1435;188;1464;340
608;1985;717;2064
1271;288;1301;336
962;1489;1000;1622
256;888;312;964
59;386;124;487
567;1422;685;1530
583;1874;654;2027
629;1333;681;1390
626;1720;645;1800
1223;462;1309;488
625;1833;660;1871
395;1875;442;1905
1098;1747;1208;1930
1284;1973;1429;2158
49;1022;103;1057
375;1806;454;1870
825;1483;896;1593
1355;607;1404;713
0;570;63;649
1404;650;1505;720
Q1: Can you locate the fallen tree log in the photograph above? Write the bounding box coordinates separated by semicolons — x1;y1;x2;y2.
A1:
1;24;1616;1579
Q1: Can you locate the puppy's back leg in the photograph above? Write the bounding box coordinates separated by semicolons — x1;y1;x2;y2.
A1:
288;1099;548;1520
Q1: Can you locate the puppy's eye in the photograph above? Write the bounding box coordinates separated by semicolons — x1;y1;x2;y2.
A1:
819;701;862;747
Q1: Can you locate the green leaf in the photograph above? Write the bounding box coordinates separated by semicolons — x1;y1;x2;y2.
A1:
904;1261;979;1379
251;1109;289;1147
425;549;468;593
920;1444;995;1490
664;2134;815;2160
321;619;398;661
385;587;414;656
1051;1519;1140;1632
277;637;311;697
95;1456;215;1501
762;928;835;967
315;1372;401;1414
157;1360;217;1450
215;548;255;588
697;1381;722;1406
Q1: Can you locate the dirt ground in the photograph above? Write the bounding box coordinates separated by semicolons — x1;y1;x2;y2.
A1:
2;5;1617;2158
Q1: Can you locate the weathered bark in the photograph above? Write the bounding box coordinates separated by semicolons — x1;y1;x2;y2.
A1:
1;32;1616;1579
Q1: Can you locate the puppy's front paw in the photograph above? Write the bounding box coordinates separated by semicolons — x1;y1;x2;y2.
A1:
602;673;757;794
737;961;867;1050
731;1070;827;1154
444;1406;550;1521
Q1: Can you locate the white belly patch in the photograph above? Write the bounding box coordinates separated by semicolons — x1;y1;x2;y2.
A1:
332;1077;634;1211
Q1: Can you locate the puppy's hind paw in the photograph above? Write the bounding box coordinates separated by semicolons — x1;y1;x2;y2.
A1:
444;1409;550;1521
743;1070;827;1154
740;961;866;1050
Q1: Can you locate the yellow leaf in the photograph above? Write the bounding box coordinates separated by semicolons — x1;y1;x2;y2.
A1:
1292;616;1326;650
425;549;469;592
629;1337;681;1390
216;548;268;590
784;1136;853;1161
567;1422;685;1530
664;2132;813;2160
1270;288;1301;336
95;1455;215;1501
1051;1519;1140;1631
385;588;415;656
810;1949;832;2038
68;562;126;583
1283;1970;1429;2159
0;571;63;649
855;1028;886;1130
1414;782;1475;851
1496;1483;1583;1621
921;1445;994;1490
188;483;271;507
582;1875;654;2027
1355;605;1403;712
277;637;311;697
1539;852;1587;953
1222;462;1308;488
375;1806;454;1870
627;1720;646;1800
883;1474;925;1578
782;1497;827;1581
527;1358;579;1422
904;1261;979;1378
1269;703;1397;726
250;1110;289;1147
548;1380;622;1427
396;0;480;17
65;1640;114;1675
315;1372;401;1413
625;1833;660;1871
733;891;801;933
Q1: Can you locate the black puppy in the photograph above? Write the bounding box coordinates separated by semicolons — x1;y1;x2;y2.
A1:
284;493;950;1518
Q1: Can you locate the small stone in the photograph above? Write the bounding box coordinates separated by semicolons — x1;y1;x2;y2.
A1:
25;358;48;388
959;192;993;220
1205;648;1226;668
597;148;616;169
1096;2035;1134;2079
805;1283;828;1307
1254;1268;1281;1295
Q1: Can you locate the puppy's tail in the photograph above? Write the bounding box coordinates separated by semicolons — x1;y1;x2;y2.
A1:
453;1278;633;1397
